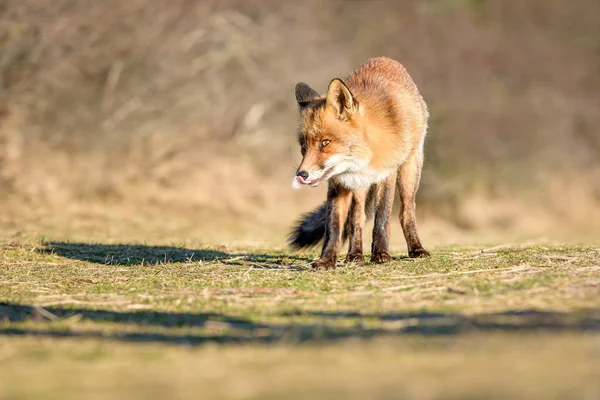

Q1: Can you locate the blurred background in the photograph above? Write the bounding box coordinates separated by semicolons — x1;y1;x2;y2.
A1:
1;0;599;246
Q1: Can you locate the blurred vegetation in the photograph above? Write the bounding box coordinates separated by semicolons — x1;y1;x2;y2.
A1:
1;0;599;234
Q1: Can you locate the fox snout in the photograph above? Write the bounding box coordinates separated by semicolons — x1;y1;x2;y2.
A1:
293;170;310;188
297;170;309;180
292;168;324;189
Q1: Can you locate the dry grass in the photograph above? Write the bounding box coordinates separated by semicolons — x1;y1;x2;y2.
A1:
1;229;599;398
1;0;600;233
1;334;599;400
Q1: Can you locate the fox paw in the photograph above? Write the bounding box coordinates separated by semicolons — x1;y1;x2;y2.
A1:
371;252;392;264
312;258;336;270
409;248;431;258
345;252;365;263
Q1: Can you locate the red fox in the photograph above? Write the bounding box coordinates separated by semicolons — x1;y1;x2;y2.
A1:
289;57;430;270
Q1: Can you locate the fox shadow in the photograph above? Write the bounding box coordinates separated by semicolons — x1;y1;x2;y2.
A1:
40;241;310;268
1;303;598;346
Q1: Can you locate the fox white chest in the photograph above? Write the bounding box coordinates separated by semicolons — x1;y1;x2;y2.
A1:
333;167;391;190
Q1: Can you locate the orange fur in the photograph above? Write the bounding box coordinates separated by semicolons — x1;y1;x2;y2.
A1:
291;57;430;269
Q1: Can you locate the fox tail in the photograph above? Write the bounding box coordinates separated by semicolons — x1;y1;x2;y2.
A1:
288;190;375;249
288;203;328;249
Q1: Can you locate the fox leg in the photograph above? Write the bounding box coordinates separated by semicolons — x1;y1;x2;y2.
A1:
397;149;430;258
313;183;352;270
371;174;396;264
345;189;367;262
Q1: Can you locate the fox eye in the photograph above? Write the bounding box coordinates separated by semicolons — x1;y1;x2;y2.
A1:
321;139;331;148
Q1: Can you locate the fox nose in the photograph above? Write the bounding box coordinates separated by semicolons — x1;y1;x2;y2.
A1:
296;170;309;180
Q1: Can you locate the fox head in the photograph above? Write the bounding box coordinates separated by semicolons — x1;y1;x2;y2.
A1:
292;79;372;189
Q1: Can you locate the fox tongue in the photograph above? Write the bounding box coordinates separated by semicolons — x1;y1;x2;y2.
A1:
292;176;303;190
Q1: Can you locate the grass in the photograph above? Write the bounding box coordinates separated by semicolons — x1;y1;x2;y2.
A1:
0;237;599;399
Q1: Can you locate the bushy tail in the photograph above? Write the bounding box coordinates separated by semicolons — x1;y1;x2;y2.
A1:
288;203;327;249
288;189;376;249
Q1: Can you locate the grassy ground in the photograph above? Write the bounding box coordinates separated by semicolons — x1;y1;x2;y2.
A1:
1;235;599;399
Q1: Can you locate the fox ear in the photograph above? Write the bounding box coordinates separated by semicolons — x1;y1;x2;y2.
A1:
326;78;356;118
295;82;320;108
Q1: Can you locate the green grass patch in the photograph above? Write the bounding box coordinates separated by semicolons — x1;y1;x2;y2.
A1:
1;239;599;399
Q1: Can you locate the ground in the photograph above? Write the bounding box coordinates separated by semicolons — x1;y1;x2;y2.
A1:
1;233;599;399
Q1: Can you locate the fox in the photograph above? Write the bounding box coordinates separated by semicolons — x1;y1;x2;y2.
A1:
289;57;430;270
